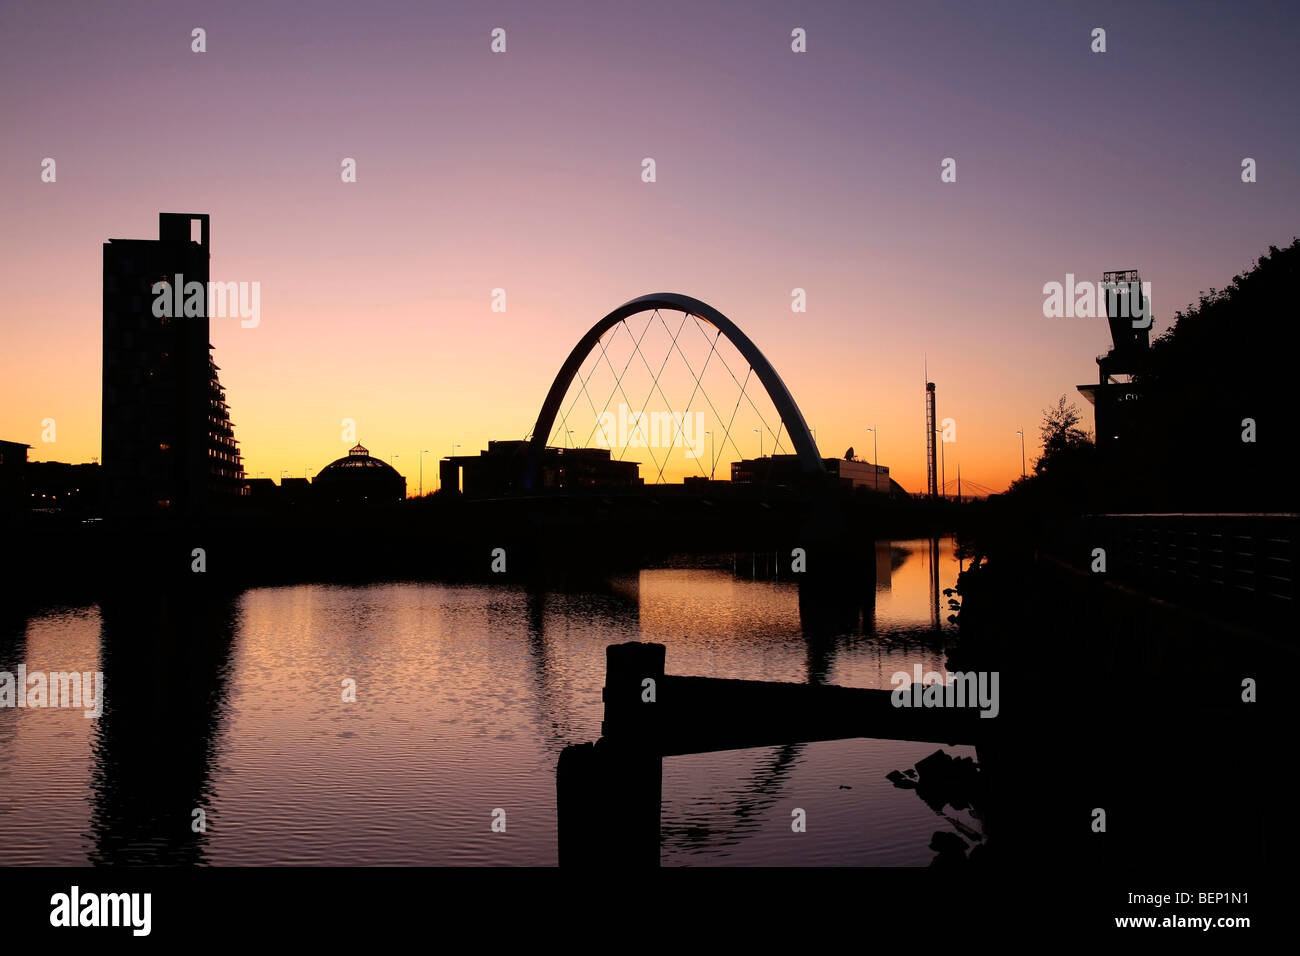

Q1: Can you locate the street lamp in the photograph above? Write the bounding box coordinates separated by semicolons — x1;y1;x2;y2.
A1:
1016;429;1026;478
447;443;461;494
866;426;880;491
419;449;429;497
705;430;714;478
753;428;762;458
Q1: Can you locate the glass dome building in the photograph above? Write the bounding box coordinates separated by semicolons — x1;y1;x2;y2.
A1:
311;443;406;504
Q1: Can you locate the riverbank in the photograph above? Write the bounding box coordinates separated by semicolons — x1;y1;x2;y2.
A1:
949;530;1294;878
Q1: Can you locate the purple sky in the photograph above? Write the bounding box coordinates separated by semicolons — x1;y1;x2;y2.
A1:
2;0;1297;490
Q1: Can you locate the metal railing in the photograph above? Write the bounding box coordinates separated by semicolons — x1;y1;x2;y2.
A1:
1077;513;1298;626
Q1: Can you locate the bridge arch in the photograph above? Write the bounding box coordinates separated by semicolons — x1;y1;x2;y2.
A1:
524;292;824;489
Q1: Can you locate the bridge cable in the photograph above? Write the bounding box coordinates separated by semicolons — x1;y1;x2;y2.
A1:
620;310;692;479
553;319;642;449
688;316;790;458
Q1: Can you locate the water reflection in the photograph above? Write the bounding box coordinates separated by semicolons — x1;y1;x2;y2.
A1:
660;742;805;854
0;538;966;866
0;614;30;820
89;593;240;865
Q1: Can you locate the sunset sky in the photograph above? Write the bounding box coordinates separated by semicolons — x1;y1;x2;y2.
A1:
2;0;1297;493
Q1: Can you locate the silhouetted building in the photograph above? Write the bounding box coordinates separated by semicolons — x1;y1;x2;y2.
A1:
279;477;312;506
25;461;102;517
0;440;30;523
242;476;311;507
102;213;244;517
243;477;279;504
1077;381;1145;455
441;440;641;496
832;457;891;492
312;444;406;504
1078;269;1151;458
732;454;896;493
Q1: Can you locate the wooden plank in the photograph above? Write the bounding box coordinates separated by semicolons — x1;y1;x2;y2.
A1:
598;643;989;755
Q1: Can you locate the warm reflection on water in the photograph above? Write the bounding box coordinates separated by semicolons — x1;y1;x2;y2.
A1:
0;538;974;865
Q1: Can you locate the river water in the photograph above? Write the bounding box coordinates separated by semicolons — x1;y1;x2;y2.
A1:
0;538;975;866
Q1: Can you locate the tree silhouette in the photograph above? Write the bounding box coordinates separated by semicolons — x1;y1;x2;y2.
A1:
1127;237;1299;509
1035;395;1092;479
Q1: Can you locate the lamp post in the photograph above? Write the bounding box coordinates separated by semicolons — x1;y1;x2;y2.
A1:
754;428;762;459
705;430;714;478
866;426;879;491
1016;429;1026;478
419;449;429;496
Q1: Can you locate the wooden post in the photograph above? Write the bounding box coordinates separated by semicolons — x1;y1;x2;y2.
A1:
557;643;666;867
556;742;601;867
561;639;989;865
601;641;665;741
599;641;665;866
556;738;663;868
